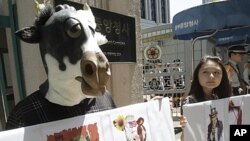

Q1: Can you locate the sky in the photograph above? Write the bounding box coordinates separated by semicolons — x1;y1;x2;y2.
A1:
169;0;203;22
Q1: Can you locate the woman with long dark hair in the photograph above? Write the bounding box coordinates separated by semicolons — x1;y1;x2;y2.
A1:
179;55;232;141
186;55;232;103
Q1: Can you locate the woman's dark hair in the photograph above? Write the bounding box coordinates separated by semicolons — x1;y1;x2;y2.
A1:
188;55;232;102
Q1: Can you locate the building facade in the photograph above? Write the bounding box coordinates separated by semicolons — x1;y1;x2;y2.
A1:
140;0;214;101
140;0;170;29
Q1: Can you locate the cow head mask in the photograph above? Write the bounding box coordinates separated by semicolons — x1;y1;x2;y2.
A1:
15;3;111;106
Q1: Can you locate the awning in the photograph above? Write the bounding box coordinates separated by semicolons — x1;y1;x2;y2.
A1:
215;26;250;47
172;0;250;42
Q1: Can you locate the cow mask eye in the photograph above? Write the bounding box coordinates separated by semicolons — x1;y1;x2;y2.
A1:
65;18;82;38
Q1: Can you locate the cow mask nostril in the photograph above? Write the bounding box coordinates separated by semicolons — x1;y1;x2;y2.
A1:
77;51;110;96
85;63;94;76
65;19;82;38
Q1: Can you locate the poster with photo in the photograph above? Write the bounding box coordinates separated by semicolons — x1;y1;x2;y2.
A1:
109;103;152;141
227;96;243;125
224;96;243;141
205;99;227;141
42;113;104;141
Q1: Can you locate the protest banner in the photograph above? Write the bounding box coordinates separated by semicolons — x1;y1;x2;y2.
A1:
183;95;250;141
0;97;175;141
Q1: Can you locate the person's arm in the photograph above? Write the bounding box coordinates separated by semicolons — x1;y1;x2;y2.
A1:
179;115;187;128
224;64;234;84
243;65;250;86
178;115;187;141
178;97;188;141
5;105;25;130
179;95;198;141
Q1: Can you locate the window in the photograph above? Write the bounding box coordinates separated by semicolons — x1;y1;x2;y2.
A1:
161;0;166;23
141;0;146;18
151;0;156;22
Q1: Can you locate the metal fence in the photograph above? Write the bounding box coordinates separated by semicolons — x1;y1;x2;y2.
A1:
143;60;186;120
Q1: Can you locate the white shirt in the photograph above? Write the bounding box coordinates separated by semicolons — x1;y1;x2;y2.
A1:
243;63;250;87
228;59;240;87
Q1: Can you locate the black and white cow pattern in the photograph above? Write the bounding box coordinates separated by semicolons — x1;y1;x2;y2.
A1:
16;4;110;106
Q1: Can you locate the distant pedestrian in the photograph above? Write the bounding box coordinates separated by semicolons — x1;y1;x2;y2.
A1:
224;44;248;95
243;50;250;93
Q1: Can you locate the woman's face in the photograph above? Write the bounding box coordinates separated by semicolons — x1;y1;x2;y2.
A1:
198;60;223;91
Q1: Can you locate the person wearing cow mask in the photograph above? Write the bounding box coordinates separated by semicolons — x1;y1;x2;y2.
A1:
5;3;116;130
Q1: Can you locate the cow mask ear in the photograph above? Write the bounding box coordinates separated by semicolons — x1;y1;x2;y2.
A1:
95;32;108;45
15;26;40;43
